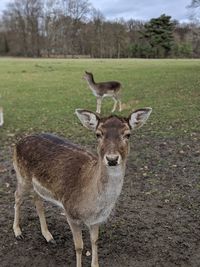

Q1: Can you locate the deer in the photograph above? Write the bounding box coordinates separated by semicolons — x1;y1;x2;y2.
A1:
0;107;4;127
13;107;152;267
83;71;122;114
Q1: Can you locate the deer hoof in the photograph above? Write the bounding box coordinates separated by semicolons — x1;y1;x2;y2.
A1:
48;238;56;245
16;234;24;240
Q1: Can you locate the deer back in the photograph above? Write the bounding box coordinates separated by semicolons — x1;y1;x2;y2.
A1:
14;134;97;206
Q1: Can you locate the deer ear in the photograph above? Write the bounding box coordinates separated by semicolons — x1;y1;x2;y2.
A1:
128;108;152;130
75;109;99;131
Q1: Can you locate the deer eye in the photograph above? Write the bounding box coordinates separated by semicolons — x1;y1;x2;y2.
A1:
96;132;103;139
123;133;131;140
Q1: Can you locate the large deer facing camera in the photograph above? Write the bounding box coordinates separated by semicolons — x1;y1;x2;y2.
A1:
13;107;152;267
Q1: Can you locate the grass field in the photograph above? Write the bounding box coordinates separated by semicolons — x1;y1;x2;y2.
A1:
0;58;199;143
0;58;200;267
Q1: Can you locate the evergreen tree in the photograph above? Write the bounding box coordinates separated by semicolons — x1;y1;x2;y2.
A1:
142;14;175;58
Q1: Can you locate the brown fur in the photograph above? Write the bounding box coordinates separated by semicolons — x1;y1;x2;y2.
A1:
14;133;98;220
13;108;152;267
84;71;121;96
83;71;122;113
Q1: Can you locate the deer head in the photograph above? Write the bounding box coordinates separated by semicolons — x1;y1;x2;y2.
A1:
83;71;93;81
76;108;152;167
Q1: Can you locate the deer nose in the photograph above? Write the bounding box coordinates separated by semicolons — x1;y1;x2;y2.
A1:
105;155;119;166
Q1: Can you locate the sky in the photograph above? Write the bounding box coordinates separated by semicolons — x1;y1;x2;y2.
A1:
0;0;191;22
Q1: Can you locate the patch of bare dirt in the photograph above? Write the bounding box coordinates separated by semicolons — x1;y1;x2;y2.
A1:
0;134;200;267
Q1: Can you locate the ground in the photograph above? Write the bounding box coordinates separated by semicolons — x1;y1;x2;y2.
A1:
0;133;199;267
0;58;199;266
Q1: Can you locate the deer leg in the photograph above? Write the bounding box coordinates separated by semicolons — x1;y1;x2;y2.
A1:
96;98;102;114
68;219;83;267
33;193;54;243
89;224;99;267
118;99;122;112
13;183;25;239
0;110;3;126
112;97;118;112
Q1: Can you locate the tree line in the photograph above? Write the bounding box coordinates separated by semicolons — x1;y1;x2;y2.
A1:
0;0;199;58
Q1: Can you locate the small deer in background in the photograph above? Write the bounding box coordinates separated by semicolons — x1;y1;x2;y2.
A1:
13;107;152;267
0;107;4;127
83;71;122;113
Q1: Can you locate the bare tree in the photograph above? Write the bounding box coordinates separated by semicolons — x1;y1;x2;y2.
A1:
41;0;61;56
2;0;43;56
3;1;28;55
88;8;104;57
1;0;200;58
69;0;92;55
188;0;200;21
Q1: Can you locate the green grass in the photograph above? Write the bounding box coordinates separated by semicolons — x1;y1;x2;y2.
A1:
0;58;199;144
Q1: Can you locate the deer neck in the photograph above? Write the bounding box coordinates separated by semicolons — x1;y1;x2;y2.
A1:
86;76;99;95
79;158;126;225
87;74;96;86
95;158;126;196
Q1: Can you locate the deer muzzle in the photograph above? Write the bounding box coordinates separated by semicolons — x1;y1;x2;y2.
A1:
104;153;121;166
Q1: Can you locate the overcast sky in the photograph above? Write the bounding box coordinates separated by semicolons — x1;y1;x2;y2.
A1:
0;0;191;22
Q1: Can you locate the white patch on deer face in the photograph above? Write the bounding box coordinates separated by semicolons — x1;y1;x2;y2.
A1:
103;153;122;166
